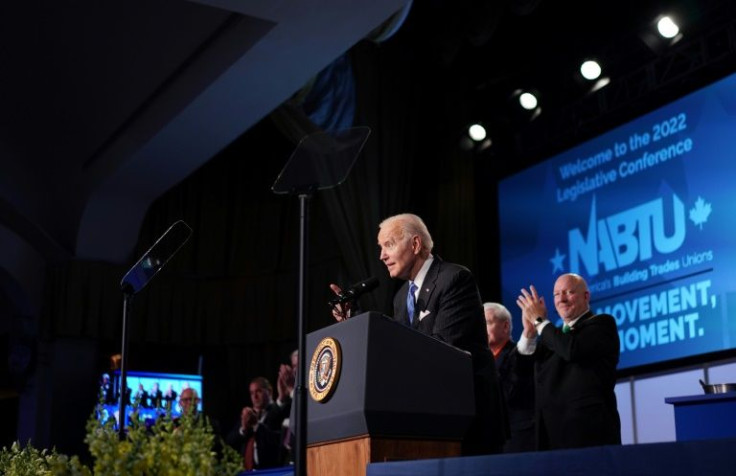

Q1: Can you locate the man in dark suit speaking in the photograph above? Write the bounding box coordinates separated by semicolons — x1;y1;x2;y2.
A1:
331;213;507;455
516;273;621;450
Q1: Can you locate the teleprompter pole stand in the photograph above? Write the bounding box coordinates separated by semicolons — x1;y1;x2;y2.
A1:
270;127;371;476
294;191;311;476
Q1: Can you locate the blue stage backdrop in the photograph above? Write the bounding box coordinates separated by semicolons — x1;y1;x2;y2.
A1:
498;71;736;371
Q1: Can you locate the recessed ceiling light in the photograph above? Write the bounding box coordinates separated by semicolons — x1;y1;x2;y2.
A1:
580;60;602;80
468;123;487;141
519;92;538;110
657;16;679;39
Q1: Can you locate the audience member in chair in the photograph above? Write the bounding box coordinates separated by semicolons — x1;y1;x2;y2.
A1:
226;376;286;470
174;388;223;452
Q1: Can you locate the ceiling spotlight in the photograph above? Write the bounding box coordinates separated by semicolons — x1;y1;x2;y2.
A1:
509;89;542;122
641;14;682;53
468;123;487;141
460;125;493;153
580;60;602;81
657;16;679;39
519;92;538;110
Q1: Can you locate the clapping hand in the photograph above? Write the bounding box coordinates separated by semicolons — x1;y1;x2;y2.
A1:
277;363;295;401
517;284;547;337
241;407;258;431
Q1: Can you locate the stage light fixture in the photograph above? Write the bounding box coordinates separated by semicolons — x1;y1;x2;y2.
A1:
580;60;602;80
519;92;538;110
641;13;683;53
459;125;493;153
468;123;487;141
657;16;679;39
509;89;542;123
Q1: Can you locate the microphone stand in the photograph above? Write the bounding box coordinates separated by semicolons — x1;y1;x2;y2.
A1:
118;290;133;440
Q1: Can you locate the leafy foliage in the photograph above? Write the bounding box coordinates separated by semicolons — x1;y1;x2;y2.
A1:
1;406;242;476
0;441;90;476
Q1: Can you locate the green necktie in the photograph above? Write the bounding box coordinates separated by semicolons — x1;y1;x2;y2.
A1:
562;324;571;334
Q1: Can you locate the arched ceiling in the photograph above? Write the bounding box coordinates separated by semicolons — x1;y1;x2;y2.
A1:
0;0;411;265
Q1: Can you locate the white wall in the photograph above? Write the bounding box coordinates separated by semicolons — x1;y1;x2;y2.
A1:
707;360;736;384
616;357;736;444
614;380;634;444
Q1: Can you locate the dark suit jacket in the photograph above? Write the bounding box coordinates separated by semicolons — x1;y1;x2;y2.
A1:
226;401;286;469
281;394;295;465
149;389;163;409
533;310;621;450
100;383;116;405
133;389;150;408
392;257;507;455
495;340;535;453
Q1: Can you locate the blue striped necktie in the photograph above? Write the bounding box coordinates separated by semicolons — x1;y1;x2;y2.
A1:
407;281;417;323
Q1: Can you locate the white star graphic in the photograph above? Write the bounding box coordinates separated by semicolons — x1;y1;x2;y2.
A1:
550;248;566;273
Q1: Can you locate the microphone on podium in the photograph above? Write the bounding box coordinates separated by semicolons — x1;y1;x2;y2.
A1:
328;277;379;308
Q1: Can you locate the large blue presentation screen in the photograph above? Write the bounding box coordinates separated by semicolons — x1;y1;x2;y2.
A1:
498;72;736;371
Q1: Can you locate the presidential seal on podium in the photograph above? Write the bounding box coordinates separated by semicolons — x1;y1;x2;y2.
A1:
309;336;342;403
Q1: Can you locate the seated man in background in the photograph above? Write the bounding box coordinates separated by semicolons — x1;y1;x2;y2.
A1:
226;376;286;471
178;387;200;417
174;387;223;454
484;302;535;453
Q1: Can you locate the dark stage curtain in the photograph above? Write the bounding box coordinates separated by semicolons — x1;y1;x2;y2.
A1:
41;118;350;430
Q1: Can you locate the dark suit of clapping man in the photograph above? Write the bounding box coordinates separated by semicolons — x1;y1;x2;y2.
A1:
226;377;286;470
516;273;621;450
331;213;507;455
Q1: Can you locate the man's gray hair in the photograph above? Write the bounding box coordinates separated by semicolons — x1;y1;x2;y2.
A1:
483;302;513;333
184;388;199;401
379;213;434;254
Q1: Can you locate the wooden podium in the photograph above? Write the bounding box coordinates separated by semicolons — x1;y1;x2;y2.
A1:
305;312;475;476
